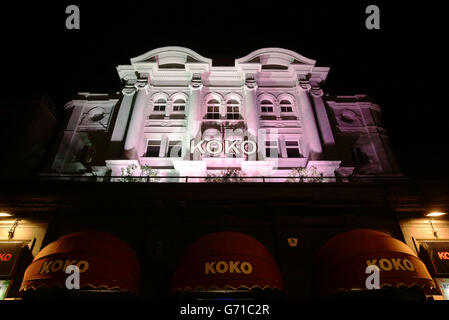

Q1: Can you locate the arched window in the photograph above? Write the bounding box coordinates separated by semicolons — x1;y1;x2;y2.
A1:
206;99;221;119
226;99;241;120
280;100;293;113
153;98;167;112
172;99;186;112
260;100;274;113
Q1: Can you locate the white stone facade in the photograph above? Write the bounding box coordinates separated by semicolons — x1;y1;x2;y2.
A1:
50;47;399;181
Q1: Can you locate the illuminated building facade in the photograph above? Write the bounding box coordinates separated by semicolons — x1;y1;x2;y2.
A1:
50;47;399;181
1;48;448;302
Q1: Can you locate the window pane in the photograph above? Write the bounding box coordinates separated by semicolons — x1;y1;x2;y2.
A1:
266;148;279;157
287;148;301;158
168;142;182;157
146;146;160;157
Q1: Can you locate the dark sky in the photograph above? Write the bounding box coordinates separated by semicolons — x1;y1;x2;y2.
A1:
1;1;448;178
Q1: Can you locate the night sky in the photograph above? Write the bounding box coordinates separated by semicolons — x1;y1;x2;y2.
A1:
1;1;447;179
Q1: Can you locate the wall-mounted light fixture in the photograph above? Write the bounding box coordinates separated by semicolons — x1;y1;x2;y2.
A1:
425;211;447;217
425;211;447;239
0;212;13;218
8;219;21;239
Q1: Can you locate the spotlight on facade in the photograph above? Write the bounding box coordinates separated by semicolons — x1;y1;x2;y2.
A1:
425;212;447;217
0;212;13;217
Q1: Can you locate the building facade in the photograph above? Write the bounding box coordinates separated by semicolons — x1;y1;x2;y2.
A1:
1;48;448;302
50;47;399;181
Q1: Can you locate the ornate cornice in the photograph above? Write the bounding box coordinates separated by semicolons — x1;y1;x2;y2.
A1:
297;74;312;93
310;83;324;97
189;73;203;90
244;74;258;90
122;85;137;96
135;79;149;93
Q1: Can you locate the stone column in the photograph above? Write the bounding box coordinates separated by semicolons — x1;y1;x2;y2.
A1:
165;99;172;119
297;78;323;160
123;79;149;160
310;83;337;159
109;83;136;158
159;135;169;158
184;73;203;160
243;74;259;161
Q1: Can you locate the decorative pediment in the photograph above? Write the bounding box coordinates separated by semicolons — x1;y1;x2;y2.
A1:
130;46;212;67
235;48;316;68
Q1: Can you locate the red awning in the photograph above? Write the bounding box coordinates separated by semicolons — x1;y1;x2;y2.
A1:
318;229;435;294
171;231;283;292
20;231;140;294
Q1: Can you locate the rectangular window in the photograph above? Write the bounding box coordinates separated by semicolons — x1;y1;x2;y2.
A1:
350;147;369;165
146;140;161;157
172;105;185;112
207;106;220;119
281;106;293;112
265;140;279;158
153;105;166;112
227;106;240;120
285;141;301;158
167;141;182;158
261;106;274;113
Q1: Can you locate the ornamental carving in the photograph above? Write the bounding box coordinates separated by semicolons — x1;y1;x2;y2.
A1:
245;74;257;90
190;73;203;89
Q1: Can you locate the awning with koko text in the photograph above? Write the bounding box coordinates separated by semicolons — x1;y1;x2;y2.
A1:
317;229;435;294
20;231;141;294
171;231;283;292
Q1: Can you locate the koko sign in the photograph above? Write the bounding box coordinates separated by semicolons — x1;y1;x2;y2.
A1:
0;241;26;277
191;140;258;155
421;242;449;275
39;259;90;274
366;258;415;272
205;261;253;275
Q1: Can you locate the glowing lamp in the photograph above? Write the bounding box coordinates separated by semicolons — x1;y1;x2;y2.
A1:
0;212;13;217
426;212;447;217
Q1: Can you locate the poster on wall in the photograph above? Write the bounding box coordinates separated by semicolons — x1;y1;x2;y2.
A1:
420;242;449;276
0;280;11;300
435;278;449;300
0;241;26;277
